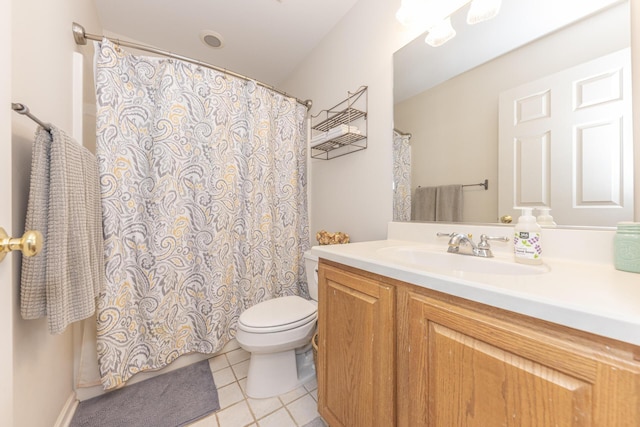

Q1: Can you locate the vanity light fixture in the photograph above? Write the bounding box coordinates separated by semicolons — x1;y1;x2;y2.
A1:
396;0;502;47
467;0;502;24
395;0;430;27
424;17;456;47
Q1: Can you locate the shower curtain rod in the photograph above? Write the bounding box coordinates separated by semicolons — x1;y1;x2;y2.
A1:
72;22;313;110
393;128;412;138
11;103;52;132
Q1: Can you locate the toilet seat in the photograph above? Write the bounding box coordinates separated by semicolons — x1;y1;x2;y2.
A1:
238;295;317;334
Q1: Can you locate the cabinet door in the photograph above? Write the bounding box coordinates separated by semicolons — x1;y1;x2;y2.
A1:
403;290;640;427
317;262;395;427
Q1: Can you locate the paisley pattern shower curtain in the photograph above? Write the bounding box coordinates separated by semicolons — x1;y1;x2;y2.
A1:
393;131;412;222
95;39;309;389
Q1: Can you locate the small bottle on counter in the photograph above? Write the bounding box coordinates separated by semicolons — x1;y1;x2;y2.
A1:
614;222;640;273
535;207;557;227
513;208;542;265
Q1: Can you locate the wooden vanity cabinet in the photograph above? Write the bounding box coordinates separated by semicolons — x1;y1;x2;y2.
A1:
398;288;640;427
317;260;395;427
317;259;640;427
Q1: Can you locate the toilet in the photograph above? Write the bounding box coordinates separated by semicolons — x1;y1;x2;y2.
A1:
236;251;319;399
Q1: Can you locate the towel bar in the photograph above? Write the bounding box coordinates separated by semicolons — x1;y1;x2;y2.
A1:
11;103;52;132
419;179;489;190
462;179;488;190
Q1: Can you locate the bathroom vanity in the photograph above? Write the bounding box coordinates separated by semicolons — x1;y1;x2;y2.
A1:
313;222;640;427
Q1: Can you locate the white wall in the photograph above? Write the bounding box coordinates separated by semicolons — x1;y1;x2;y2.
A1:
11;1;101;425
395;4;629;223
281;0;421;243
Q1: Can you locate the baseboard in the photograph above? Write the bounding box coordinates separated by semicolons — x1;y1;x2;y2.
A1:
54;392;78;427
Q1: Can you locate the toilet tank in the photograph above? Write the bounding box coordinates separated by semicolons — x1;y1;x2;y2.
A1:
304;251;319;302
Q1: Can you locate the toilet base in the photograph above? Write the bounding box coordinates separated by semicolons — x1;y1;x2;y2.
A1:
245;347;316;399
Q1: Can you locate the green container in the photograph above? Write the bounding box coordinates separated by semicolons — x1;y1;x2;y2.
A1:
614;222;640;273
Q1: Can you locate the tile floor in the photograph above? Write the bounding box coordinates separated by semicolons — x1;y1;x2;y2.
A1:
189;340;326;427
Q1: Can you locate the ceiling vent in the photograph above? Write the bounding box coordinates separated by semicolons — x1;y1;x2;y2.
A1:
200;30;224;49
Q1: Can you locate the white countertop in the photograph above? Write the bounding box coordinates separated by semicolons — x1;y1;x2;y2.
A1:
311;233;640;346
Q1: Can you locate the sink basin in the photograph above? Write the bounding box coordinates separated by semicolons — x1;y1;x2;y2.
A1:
378;246;549;276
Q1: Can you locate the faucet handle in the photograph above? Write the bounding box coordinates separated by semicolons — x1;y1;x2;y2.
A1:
436;232;456;238
437;232;473;238
478;234;509;249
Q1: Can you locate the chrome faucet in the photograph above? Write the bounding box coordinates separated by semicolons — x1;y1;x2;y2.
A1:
448;233;477;255
437;232;509;258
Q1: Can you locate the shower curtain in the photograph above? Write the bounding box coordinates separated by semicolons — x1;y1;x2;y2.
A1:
393;131;412;222
94;39;309;389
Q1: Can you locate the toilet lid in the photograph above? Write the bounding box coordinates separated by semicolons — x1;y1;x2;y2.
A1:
238;295;317;333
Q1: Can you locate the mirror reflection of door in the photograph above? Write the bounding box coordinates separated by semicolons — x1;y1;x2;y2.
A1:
498;48;633;226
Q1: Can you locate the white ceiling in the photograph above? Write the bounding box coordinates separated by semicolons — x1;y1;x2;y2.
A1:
93;0;360;86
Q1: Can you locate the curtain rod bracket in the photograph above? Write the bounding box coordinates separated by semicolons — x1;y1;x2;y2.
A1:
72;22;87;46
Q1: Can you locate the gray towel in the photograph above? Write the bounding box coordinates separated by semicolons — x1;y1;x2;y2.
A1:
435;184;463;222
411;186;437;221
21;126;105;334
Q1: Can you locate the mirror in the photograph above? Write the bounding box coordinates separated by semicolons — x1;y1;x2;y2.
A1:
393;0;633;227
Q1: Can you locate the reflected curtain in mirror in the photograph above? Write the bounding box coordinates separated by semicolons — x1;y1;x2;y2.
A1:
393;130;412;221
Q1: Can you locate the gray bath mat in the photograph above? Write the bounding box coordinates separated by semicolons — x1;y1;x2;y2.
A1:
302;417;328;427
70;360;219;427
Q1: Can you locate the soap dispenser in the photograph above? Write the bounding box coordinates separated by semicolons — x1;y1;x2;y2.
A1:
514;208;542;265
536;207;557;227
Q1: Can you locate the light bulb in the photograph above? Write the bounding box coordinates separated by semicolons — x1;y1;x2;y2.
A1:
467;0;502;25
425;17;456;47
395;5;412;26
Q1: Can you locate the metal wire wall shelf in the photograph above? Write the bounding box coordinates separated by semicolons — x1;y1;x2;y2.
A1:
310;86;368;160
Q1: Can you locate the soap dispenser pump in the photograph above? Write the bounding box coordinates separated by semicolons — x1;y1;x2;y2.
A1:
514;208;542;265
536;207;557;227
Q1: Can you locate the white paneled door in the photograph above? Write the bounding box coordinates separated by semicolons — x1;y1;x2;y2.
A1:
0;0;13;425
499;48;634;226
